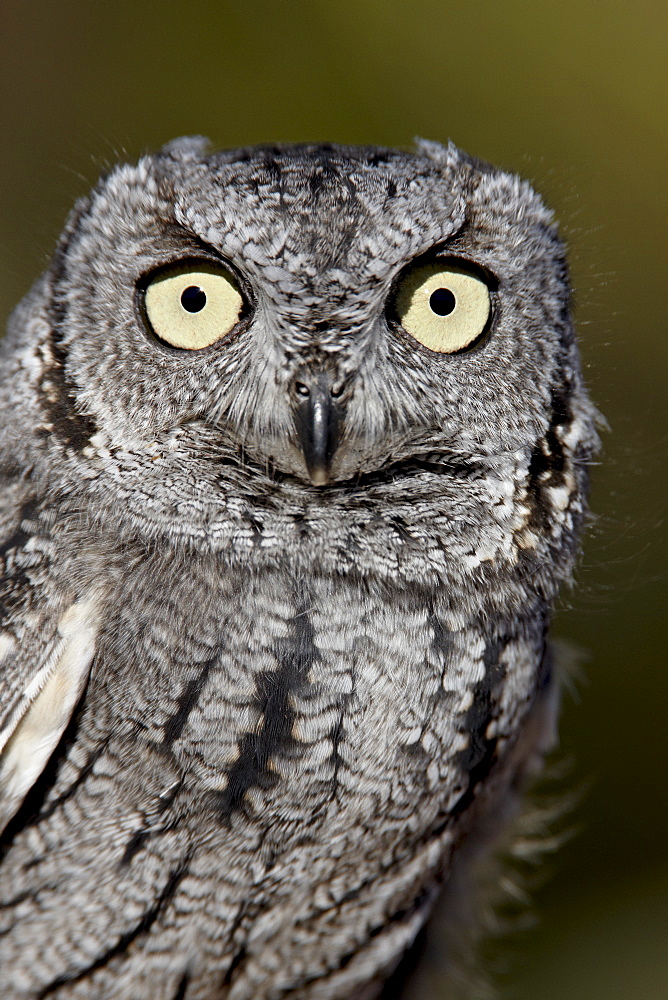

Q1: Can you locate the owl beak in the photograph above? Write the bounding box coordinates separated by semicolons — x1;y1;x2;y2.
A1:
294;377;342;486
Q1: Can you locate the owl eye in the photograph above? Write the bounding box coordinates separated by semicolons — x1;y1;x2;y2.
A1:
393;261;492;354
143;262;245;350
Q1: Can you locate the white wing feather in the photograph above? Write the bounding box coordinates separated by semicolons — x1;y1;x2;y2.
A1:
0;593;102;832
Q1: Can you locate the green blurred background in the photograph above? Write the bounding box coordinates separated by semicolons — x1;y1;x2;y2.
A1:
1;2;665;996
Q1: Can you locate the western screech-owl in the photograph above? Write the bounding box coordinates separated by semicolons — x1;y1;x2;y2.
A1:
0;138;599;999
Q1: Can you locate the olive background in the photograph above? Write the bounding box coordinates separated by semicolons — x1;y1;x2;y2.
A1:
0;2;666;997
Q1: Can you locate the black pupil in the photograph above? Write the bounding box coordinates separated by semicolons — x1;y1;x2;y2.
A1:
181;285;207;313
429;287;456;317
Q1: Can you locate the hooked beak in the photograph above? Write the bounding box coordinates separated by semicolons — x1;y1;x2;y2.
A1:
294;376;343;486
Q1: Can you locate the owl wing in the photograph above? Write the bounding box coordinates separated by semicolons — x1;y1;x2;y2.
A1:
0;500;103;834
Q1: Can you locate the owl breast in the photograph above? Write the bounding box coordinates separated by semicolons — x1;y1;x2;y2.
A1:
0;541;545;996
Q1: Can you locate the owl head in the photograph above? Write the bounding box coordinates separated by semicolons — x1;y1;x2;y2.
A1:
2;137;598;586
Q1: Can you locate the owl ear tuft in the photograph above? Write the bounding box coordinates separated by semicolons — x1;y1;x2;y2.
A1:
416;138;500;179
158;135;212;164
414;138;461;169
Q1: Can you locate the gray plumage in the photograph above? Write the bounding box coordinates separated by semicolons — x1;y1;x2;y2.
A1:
0;138;598;999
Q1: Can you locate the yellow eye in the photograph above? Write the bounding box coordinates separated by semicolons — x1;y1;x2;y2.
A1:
144;262;244;350
394;262;491;354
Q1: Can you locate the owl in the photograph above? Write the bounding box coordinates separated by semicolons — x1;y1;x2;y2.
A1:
0;138;598;1000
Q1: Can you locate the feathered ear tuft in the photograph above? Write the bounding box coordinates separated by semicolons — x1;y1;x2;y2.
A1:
158;135;212;163
414;137;461;168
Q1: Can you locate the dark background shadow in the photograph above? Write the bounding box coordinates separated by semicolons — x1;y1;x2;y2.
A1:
1;2;665;996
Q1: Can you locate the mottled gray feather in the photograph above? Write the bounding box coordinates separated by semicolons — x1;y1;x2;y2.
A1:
0;139;599;999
